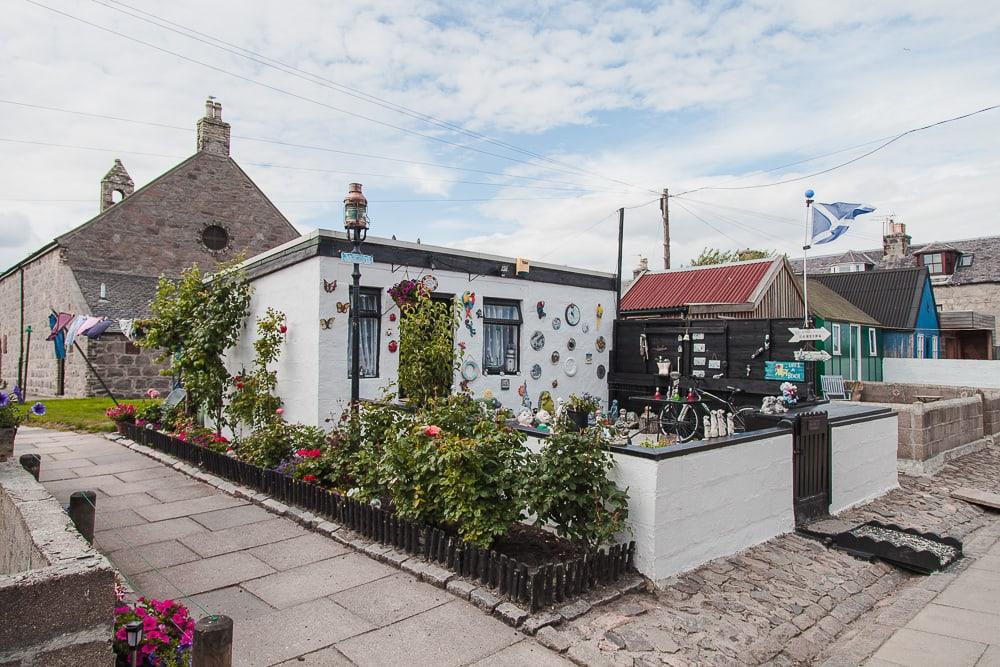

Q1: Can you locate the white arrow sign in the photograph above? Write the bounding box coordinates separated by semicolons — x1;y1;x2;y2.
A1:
788;327;831;343
794;350;832;362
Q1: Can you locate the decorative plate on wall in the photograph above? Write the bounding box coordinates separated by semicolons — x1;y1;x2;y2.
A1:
530;331;545;351
551;350;560;363
564;358;578;377
595;336;607;352
551;317;561;331
596;364;606;379
565;303;581;326
530;364;542;380
567;337;576;351
421;274;439;292
461;360;480;382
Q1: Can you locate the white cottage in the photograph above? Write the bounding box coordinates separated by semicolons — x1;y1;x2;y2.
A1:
228;230;617;427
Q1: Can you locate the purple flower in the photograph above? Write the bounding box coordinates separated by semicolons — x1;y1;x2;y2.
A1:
12;385;24;403
30;402;46;416
0;392;9;409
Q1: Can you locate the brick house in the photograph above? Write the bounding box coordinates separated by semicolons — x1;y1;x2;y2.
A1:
0;100;300;398
791;220;998;359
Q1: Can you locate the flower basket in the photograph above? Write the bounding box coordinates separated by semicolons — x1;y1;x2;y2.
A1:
565;409;590;432
0;426;16;462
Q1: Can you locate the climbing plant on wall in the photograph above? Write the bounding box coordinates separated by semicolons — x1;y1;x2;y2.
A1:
396;286;459;407
226;307;286;433
142;258;252;431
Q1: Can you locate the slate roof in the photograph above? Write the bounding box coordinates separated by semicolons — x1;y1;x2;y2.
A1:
811;267;929;330
797;277;879;326
790;235;1000;286
619;258;775;312
73;269;160;322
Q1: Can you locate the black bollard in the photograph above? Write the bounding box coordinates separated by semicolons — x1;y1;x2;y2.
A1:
19;453;41;481
68;490;97;543
192;615;233;667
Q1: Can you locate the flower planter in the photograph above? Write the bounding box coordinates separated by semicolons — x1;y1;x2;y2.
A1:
0;426;16;461
565;409;590;432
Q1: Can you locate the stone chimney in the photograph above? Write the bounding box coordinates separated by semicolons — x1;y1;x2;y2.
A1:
100;159;134;212
882;218;911;265
196;98;230;156
632;256;649;279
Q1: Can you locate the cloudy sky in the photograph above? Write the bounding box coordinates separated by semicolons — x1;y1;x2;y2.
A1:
2;0;999;274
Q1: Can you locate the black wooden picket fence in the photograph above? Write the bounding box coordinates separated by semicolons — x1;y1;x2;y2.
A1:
122;424;635;612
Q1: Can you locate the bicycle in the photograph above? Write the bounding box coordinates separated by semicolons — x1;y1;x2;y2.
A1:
658;383;756;443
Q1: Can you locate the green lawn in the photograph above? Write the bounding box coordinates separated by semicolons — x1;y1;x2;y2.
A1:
30;397;118;433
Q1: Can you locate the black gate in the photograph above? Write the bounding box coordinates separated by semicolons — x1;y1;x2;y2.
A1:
792;411;831;525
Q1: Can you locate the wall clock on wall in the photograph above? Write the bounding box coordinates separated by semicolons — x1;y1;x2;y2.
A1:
565;303;581;326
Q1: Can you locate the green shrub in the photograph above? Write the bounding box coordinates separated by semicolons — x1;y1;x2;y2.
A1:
238;421;325;469
226;308;286;432
527;429;630;547
397;291;460;407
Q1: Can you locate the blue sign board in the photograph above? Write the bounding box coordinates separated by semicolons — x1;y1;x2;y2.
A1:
340;251;374;265
764;361;805;382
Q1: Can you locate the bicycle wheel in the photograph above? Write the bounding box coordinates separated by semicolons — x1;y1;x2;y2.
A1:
731;407;756;433
659;403;700;443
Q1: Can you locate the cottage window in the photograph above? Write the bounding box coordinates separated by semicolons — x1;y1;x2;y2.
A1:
348;287;381;378
831;323;842;355
959;254;974;267
483;299;522;374
916;333;925;359
868;328;877;357
921;253;944;274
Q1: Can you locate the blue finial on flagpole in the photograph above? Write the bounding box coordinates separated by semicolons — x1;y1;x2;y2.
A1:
804;189;814;199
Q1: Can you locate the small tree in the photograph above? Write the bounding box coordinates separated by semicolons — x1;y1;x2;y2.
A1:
688;247;773;266
142;259;252;432
396;287;459;407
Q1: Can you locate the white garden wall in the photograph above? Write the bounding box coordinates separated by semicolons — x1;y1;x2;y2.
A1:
884;358;1000;388
829;415;898;514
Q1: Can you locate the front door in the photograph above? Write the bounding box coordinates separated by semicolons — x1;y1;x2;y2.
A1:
792;411;831;525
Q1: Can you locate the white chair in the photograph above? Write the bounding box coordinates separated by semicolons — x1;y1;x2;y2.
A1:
820;375;847;400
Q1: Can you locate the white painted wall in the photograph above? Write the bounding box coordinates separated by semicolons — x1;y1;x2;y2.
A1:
829;415;898;514
884;358;1000;388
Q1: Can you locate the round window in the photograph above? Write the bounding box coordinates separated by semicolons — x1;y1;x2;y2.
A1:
202;225;229;251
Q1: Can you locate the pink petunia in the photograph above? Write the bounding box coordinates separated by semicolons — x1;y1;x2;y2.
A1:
423;425;442;437
116;626;127;641
276;407;285;415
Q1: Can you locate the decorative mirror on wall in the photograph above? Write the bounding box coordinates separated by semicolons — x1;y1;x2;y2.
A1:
567;337;576;351
551;317;561;331
551;350;560;363
530;331;545;351
565;303;581;326
530;364;542;380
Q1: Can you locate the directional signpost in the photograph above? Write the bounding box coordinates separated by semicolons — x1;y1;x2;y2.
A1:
788;327;831;343
341;251;373;265
794;350;832;362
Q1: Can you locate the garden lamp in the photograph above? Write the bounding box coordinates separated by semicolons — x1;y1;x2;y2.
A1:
125;620;143;667
344;183;369;410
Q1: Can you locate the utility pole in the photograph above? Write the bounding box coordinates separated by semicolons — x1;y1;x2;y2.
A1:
615;208;624;318
660;188;670;270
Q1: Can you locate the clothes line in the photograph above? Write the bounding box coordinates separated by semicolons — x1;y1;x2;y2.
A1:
47;312;147;350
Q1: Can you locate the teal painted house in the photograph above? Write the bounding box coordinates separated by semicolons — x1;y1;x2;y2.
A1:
802;278;883;383
814;267;940;360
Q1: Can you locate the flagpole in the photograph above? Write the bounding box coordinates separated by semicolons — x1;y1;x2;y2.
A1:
803;189;814;328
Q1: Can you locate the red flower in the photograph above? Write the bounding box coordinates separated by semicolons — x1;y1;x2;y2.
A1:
296;448;321;459
279;324;288;333
423;425;442;438
303;474;318;483
236;383;244;390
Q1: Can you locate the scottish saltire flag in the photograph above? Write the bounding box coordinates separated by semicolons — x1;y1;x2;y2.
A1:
810;202;876;245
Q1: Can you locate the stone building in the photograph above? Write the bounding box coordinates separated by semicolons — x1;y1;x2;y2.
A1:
791;220;999;359
0;100;300;398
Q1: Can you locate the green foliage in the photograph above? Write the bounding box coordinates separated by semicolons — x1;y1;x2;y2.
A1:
238;421;325;469
18;397;117;433
226;308;286;432
566;393;600;413
134;400;164;425
397;291;460;407
688;247;774;266
382;395;528;547
527;429;630;547
142;259;252;431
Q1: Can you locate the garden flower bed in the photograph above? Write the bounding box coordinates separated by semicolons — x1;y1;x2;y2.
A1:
121;422;635;612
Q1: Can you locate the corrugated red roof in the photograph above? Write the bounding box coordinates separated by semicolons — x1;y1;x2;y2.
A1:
620;260;774;312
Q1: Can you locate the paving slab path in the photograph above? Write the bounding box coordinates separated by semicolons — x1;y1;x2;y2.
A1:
16;427;567;667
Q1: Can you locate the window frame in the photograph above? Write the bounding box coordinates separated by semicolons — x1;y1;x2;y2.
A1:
482;298;523;375
831;323;842;355
347;286;382;378
868;328;877;357
921;252;944;274
959;253;974;267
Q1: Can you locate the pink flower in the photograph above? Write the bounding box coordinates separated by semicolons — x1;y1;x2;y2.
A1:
423;425;441;438
142;615;158;631
116;626;127;641
279;324;288;333
303;474;318;483
114;605;131;615
141;644;155;655
276;407;285;415
146;388;161;399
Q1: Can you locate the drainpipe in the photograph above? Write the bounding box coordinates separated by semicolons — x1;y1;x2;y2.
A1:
17;268;24;388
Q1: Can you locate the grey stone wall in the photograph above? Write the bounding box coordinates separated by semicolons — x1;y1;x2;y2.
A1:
83;333;172;398
860;381;1000;439
0;461;115;666
934;282;1000;342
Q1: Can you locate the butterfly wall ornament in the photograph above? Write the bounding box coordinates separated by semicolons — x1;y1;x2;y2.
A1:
336;302;350;313
323;279;337;293
319;317;335;329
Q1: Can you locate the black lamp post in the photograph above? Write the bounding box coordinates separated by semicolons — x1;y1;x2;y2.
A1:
344;183;369;411
124;620;143;667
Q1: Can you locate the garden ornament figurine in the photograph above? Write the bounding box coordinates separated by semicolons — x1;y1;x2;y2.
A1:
595;303;604;329
536;300;546;319
536;409;552;425
704;415;713;438
517;410;533;426
727;412;735;436
609;399;619;421
462;291;476;318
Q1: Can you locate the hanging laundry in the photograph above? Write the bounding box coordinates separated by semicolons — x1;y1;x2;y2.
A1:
76;316;102;336
84;319;113;339
118;319;135;341
64;314;87;349
48;313;67;360
46;312;74;341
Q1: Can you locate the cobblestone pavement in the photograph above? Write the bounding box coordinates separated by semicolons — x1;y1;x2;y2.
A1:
533;444;1000;666
17;427;567;667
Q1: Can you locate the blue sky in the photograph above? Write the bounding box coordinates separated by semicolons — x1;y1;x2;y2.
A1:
2;0;999;274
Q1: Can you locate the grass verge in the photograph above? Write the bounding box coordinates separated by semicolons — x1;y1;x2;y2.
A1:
30;397;118;433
